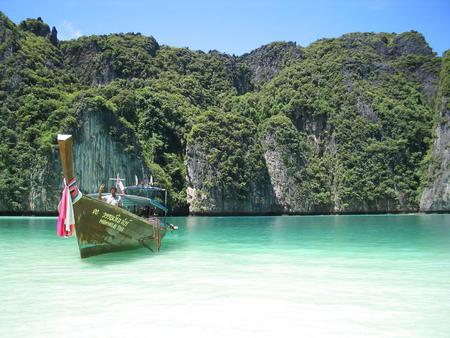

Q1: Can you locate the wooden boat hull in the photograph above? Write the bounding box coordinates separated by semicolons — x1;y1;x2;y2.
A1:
57;134;168;259
73;196;166;258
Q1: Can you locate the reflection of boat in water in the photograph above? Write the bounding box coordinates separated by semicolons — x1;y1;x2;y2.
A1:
57;134;176;258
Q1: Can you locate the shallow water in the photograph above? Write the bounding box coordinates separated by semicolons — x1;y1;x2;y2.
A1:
1;215;450;337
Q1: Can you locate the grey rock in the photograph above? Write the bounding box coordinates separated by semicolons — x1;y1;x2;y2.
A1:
391;31;434;58
72;110;148;194
420;53;450;211
261;124;304;213
19;17;51;38
50;26;58;46
186;131;281;215
2;109;149;213
240;41;303;85
356;97;377;123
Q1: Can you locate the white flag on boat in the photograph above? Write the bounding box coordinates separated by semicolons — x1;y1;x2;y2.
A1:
116;174;125;193
135;175;138;186
150;175;153;186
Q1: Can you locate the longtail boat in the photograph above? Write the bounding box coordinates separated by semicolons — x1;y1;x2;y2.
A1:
57;134;176;258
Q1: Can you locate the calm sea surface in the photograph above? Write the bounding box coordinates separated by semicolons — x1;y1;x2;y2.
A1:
1;215;450;337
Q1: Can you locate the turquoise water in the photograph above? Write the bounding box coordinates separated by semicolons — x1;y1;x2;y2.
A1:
1;215;450;337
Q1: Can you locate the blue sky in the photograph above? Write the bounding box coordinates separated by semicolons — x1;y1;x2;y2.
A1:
2;0;449;55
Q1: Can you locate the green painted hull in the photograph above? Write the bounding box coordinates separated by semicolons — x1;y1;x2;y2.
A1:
73;195;166;258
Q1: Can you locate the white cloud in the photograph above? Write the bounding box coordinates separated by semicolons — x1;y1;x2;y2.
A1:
57;20;82;40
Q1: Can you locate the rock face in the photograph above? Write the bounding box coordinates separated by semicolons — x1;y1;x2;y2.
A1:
50;26;58;46
27;153;60;213
0;12;447;215
2;109;148;214
186;146;281;215
72;110;148;194
186;111;282;215
260;115;309;213
61;33;159;85
0;13;19;63
420;51;450;211
18;17;50;38
263;139;298;212
240;41;302;84
186;33;442;215
391;31;434;58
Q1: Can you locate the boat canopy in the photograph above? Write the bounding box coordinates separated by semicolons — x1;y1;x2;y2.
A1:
87;193;168;213
121;194;168;213
104;177;169;214
125;185;166;192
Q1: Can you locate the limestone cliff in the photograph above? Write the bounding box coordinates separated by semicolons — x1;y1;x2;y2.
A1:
61;33;159;85
186;32;441;215
186;111;282;215
260;115;313;213
1;109;148;214
420;51;450;211
72;109;148;194
0;12;447;215
240;41;303;85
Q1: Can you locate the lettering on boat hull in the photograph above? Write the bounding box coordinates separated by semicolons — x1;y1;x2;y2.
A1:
73;196;165;258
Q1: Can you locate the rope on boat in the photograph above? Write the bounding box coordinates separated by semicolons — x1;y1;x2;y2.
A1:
67;177;82;203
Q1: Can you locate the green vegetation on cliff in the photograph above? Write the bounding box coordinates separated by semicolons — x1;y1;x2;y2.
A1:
418;51;450;211
0;13;77;209
187;109;268;199
0;11;445;214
